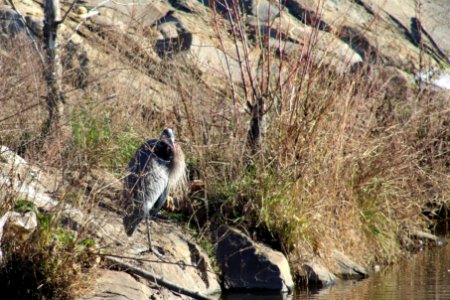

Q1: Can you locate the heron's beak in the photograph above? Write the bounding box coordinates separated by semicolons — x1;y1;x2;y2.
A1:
162;135;174;147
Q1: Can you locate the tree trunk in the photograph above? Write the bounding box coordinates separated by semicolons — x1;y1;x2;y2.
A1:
247;96;265;156
42;0;63;134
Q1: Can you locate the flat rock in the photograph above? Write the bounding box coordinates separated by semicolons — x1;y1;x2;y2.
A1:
332;250;368;280
77;269;170;300
81;206;221;298
78;269;196;299
214;225;294;292
302;261;338;287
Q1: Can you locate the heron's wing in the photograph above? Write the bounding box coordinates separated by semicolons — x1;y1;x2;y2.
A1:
142;159;170;214
124;139;158;200
128;139;158;174
150;184;169;216
123;139;162;236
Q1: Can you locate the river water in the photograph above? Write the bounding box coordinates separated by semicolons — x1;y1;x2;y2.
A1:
223;235;449;300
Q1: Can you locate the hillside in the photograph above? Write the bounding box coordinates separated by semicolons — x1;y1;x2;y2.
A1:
1;0;449;298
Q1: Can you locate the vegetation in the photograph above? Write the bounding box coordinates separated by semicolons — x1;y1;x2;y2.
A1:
0;0;448;297
0;200;96;298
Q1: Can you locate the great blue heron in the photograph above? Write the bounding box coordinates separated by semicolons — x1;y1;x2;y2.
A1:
123;128;186;254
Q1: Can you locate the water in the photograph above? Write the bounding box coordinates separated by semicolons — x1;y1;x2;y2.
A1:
295;239;450;299
222;236;450;300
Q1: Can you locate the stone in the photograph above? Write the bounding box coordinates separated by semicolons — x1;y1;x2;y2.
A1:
0;5;43;39
78;269;196;299
250;0;281;23
332;250;368;280
214;225;294;292
187;35;243;83
82;206;221;297
0;211;38;259
77;269;154;300
0;6;26;38
1;211;37;238
302;261;338;287
6;211;38;233
280;0;449;71
0;146;59;210
0;146;27;165
86;0;173;28
155;14;192;57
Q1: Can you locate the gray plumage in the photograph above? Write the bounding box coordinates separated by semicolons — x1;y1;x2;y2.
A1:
123;128;185;252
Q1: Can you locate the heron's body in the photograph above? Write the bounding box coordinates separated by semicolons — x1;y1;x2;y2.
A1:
122;128;185;252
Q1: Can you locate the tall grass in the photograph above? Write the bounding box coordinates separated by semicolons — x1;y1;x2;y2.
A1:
197;0;450;268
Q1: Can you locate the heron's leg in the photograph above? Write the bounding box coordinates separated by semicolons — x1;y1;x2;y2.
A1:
143;215;165;258
145;215;152;252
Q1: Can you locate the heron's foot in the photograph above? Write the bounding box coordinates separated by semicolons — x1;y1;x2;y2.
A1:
151;246;165;258
139;246;165;258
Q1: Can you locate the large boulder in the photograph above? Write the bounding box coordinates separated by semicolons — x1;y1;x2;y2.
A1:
214;225;294;292
83;206;222;298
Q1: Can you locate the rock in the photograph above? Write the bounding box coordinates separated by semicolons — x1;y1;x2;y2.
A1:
0;5;43;40
6;211;38;235
77;269;153;300
82;206;221;297
410;230;448;247
187;35;243;82
281;0;448;71
0;6;26;38
1;211;38;238
0;211;38;259
332;250;368;280
283;0;330;31
90;0;173;29
0;146;59;210
363;0;449;60
250;0;281;23
79;269;195;299
0;146;27;165
155;14;192;57
302;261;338;287
214;225;294;292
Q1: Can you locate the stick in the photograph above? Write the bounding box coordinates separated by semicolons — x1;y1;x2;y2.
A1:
105;256;216;300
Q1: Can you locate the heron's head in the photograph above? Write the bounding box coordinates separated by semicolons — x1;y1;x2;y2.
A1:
160;128;175;146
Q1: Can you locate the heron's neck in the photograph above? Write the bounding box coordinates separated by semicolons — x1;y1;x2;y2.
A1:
168;145;186;190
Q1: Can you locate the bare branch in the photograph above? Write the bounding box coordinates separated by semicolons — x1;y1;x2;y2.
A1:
60;0;79;24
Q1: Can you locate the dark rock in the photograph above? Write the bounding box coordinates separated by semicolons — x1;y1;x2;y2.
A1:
0;6;26;38
284;0;330;31
215;225;294;292
155;14;192;57
0;6;43;39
